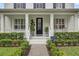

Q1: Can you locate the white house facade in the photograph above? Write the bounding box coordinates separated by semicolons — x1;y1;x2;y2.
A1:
0;3;79;44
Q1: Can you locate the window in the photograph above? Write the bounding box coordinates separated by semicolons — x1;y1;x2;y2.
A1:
14;19;25;30
34;3;45;9
53;3;65;9
14;3;26;9
54;18;65;29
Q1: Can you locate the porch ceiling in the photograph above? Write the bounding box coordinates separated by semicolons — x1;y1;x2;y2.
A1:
0;9;79;13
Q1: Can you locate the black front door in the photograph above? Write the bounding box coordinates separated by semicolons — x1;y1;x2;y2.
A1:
36;18;43;36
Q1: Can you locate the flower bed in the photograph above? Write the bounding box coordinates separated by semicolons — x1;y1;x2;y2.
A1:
0;32;30;56
52;32;79;46
0;40;30;56
0;39;25;47
47;40;65;56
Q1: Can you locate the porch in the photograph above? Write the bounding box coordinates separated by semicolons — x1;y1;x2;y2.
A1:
0;13;78;40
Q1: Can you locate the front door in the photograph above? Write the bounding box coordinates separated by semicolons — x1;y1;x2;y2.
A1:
36;18;43;36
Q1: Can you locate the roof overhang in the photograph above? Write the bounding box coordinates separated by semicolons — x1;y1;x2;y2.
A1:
0;9;79;13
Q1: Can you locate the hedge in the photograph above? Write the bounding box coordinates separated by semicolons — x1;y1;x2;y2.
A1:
0;39;25;47
54;32;79;40
47;40;65;56
0;32;24;40
51;32;79;46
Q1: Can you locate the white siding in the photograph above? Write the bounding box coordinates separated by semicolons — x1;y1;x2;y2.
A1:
76;13;79;31
65;3;74;9
4;3;14;9
26;3;33;9
74;14;78;32
67;15;75;32
4;3;74;9
4;16;11;32
45;3;53;9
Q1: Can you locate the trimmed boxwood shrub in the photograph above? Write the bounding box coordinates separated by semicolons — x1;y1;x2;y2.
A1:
55;32;79;40
0;39;25;47
0;32;24;40
54;32;79;46
47;40;65;56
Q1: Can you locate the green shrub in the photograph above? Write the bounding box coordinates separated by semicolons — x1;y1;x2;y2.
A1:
47;40;52;45
47;40;56;49
50;47;65;56
58;50;65;56
11;32;17;40
21;41;29;49
0;39;27;47
14;49;22;56
54;32;79;46
55;32;79;40
47;39;65;56
17;33;24;40
0;32;24;40
50;48;58;56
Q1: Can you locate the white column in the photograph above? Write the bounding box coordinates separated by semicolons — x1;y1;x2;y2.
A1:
25;14;30;40
0;14;4;32
49;14;54;37
74;14;78;32
77;14;79;31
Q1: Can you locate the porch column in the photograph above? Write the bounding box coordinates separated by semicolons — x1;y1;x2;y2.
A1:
49;14;54;37
0;14;4;32
25;14;30;40
74;14;78;32
77;13;79;31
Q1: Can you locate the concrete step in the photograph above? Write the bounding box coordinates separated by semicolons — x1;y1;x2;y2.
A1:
29;39;48;44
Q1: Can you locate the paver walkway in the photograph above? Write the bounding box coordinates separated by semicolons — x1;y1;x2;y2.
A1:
28;44;49;56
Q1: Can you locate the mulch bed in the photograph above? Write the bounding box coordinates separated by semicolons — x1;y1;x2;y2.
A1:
46;45;51;56
21;45;31;56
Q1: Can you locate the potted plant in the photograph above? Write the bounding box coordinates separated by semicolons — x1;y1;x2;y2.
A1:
45;27;48;36
30;19;35;36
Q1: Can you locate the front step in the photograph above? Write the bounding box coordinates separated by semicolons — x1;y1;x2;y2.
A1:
29;37;49;44
29;39;47;44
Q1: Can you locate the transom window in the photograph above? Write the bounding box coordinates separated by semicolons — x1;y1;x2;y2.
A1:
53;3;65;9
14;19;25;30
54;18;65;29
14;3;26;9
34;3;45;9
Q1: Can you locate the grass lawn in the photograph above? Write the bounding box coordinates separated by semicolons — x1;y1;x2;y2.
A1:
0;47;22;56
59;46;79;56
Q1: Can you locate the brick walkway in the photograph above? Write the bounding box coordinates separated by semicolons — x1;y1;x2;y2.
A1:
28;44;49;56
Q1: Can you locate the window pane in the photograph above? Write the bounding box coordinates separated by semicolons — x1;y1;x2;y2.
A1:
14;18;25;30
21;25;25;29
62;19;64;24
53;3;56;8
54;3;65;9
34;3;45;8
56;19;58;24
59;19;61;24
14;3;26;9
59;25;62;29
62;3;65;8
14;19;17;24
62;25;65;29
14;25;18;29
21;19;23;24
